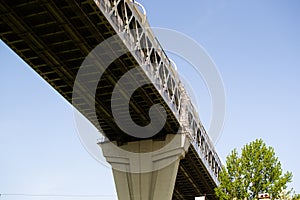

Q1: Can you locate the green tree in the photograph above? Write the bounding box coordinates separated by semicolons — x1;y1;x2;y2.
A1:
292;193;300;200
215;139;292;200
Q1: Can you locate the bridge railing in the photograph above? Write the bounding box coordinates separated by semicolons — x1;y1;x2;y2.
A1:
95;0;222;183
180;90;222;184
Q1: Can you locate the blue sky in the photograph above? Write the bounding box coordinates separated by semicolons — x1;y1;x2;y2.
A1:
1;0;299;199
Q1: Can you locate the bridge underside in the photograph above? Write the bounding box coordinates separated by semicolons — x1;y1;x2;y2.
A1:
0;0;180;144
174;146;217;200
0;0;218;199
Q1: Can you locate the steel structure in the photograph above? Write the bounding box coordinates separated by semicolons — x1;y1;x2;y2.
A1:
0;0;222;199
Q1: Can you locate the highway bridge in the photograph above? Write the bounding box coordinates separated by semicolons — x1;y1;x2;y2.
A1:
0;0;222;199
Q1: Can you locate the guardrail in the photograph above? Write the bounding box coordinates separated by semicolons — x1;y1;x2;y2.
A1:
95;0;222;183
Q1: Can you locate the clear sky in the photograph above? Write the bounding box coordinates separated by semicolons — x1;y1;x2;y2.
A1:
1;0;299;199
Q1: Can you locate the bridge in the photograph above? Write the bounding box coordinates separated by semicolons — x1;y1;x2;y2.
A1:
0;0;222;199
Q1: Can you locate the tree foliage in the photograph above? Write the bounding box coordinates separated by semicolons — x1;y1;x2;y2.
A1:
292;193;300;200
215;139;292;200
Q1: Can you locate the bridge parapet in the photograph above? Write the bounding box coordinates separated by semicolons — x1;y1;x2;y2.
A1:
179;86;222;185
95;0;222;183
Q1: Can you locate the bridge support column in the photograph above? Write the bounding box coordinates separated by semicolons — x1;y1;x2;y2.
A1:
100;134;190;200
